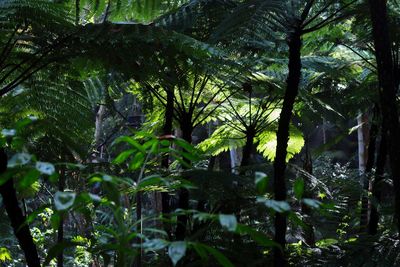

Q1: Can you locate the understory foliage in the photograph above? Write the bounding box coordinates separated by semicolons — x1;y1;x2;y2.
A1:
1;0;400;266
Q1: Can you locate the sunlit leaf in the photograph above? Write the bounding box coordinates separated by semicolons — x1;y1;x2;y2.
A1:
0;247;11;262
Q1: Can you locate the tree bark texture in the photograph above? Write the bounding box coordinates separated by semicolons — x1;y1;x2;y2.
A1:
368;0;400;233
175;124;192;240
360;120;377;231
273;31;302;267
161;87;174;239
240;131;255;172
368;129;387;235
0;148;40;267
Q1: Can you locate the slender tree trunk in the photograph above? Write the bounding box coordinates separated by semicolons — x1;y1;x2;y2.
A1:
240;131;255;172
95;105;106;148
357;113;367;175
360;121;377;231
368;128;387;235
368;0;400;233
161;87;174;239
135;192;142;267
229;148;238;174
175;124;192;240
273;30;302;267
0;149;40;267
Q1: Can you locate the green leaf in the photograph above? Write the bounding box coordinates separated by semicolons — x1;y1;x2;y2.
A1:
114;136;145;154
302;198;322;209
195;243;234;267
143;238;169;251
168;241;187;266
50;213;61;230
174;139;195;153
129;152;145;170
113;149;135;164
257;126;304;162
54;191;76;211
204;246;234;267
255;172;269;194
257;198;291;212
219;214;237;232
294;178;304;200
44;241;80;265
316;238;338;248
19;169;40;189
137;175;164;190
236;224;281;249
36;162;55;175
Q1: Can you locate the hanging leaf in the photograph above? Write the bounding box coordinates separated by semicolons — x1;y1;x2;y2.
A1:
113;149;136;164
54;191;76;211
293;178;304;200
302;198;322;209
255;172;269;194
143;238;169;251
219;214;237;232
257;198;291;212
168;241;187;266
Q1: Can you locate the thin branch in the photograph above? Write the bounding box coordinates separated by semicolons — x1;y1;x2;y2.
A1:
194;88;240;128
302;0;336;29
302;0;357;34
340;43;377;71
301;0;316;22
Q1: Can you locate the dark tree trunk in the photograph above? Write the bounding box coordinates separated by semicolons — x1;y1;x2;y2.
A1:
273;30;302;267
360;122;378;231
135;192;142;267
57;167;66;267
0;149;40;267
368;0;400;233
368;129;387;235
161;87;174;239
240;131;255;172
175;124;192;240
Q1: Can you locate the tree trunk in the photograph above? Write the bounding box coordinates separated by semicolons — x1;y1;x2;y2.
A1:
368;128;387;235
368;0;400;233
240;131;255;172
0;149;40;267
273;30;302;267
175;124;192;240
229;148;239;174
94;105;106;148
357;113;367;175
135;192;142;267
161;87;174;239
360;120;377;231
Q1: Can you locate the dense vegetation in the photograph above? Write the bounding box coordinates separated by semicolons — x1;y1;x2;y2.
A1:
1;0;400;266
